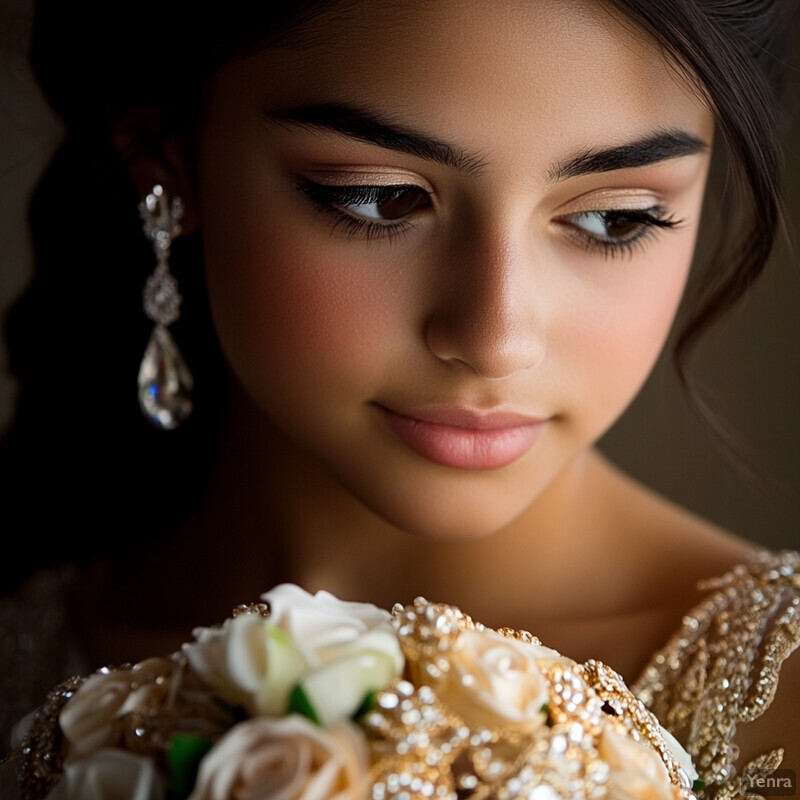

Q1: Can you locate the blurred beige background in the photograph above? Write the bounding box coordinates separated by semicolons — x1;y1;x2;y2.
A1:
1;1;798;549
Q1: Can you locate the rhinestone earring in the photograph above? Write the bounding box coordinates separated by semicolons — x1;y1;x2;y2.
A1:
137;184;194;429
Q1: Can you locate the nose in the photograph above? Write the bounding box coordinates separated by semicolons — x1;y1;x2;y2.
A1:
424;229;545;379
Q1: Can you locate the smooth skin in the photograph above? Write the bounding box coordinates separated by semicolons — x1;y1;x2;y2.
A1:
95;0;798;764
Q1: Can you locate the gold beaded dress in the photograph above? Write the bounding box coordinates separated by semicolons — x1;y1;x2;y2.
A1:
632;549;800;799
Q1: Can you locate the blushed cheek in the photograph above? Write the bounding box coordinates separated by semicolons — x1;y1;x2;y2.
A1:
203;211;398;408
566;245;693;435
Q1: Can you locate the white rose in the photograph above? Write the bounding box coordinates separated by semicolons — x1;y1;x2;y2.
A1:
184;585;404;724
188;715;369;800
658;726;699;784
183;617;271;710
599;727;675;800
59;659;174;758
433;628;552;732
44;749;165;800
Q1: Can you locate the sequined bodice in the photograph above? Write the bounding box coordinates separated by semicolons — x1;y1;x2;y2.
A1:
633;550;800;799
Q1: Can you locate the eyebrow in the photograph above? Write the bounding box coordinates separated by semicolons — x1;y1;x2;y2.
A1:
265;102;708;181
265;102;488;175
549;131;708;181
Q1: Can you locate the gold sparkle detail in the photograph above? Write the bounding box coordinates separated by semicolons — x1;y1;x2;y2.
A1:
632;550;800;800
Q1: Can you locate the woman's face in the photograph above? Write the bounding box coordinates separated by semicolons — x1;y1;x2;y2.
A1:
195;0;713;538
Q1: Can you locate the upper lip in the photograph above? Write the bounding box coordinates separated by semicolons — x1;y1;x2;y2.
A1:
377;404;546;430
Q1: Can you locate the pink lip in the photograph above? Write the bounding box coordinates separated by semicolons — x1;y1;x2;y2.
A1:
376;405;545;470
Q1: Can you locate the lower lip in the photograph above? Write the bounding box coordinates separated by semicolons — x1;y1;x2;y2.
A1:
378;407;544;470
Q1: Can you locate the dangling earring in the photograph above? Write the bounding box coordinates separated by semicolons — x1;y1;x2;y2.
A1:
137;184;194;429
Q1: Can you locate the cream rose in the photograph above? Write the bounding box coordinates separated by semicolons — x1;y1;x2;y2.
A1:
59;659;175;758
599;727;676;800
432;628;553;731
184;585;404;724
182;617;268;710
44;749;165;800
658;726;699;785
188;715;368;800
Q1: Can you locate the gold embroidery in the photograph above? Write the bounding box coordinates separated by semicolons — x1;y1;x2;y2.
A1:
632;551;800;800
5;553;799;799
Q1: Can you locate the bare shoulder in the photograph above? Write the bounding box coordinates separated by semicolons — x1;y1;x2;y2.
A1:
589;451;758;592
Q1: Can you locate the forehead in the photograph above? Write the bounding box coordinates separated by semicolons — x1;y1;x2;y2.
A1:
204;0;713;171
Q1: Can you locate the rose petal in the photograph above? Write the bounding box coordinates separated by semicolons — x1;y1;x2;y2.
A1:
188;716;368;800
299;652;400;725
658;726;698;782
46;750;164;800
433;629;549;731
599;728;674;800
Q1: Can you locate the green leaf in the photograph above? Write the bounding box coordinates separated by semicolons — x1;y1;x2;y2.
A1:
288;683;321;724
692;779;707;793
353;690;378;720
168;735;214;800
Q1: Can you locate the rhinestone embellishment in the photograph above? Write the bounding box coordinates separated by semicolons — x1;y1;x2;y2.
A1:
136;185;193;429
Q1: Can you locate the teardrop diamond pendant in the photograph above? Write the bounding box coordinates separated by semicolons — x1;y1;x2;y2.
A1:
138;324;194;429
137;184;193;429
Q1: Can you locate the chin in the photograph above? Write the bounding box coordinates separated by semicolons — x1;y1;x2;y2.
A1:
339;467;535;542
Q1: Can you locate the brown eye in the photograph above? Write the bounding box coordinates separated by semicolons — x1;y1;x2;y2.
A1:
341;186;430;221
555;206;681;259
566;209;653;242
600;212;644;239
300;181;433;241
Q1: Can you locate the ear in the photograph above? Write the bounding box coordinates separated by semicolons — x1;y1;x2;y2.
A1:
112;112;200;236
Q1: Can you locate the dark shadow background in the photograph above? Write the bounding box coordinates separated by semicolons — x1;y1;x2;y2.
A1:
1;0;798;550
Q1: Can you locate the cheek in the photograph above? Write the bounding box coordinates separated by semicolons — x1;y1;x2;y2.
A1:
558;241;694;432
202;187;402;411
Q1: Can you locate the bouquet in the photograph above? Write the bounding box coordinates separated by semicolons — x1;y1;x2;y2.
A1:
10;586;701;800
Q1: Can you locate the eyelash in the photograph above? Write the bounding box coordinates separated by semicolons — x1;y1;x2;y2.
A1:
555;207;682;259
298;181;682;257
298;183;423;242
